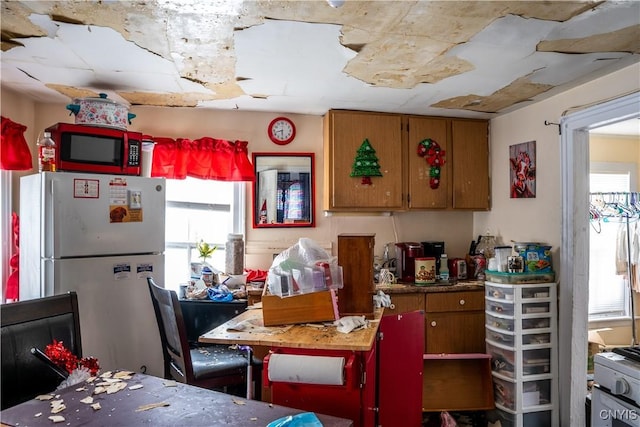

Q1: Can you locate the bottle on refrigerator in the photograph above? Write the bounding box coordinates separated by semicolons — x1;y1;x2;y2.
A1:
37;131;57;172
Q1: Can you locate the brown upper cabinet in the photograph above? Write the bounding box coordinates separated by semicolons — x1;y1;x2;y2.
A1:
323;110;404;211
324;110;490;212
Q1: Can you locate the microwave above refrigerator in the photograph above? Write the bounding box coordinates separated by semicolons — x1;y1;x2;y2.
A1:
45;122;142;176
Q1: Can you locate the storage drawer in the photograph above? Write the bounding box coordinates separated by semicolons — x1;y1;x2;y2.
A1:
487;341;515;378
522;348;551;376
522;332;551;345
486;328;515;346
522;317;551;330
486;312;514;332
493;376;552;411
521;286;551;300
522;301;550;315
425;290;484;312
485;283;514;301
487;408;552;427
486;299;514;316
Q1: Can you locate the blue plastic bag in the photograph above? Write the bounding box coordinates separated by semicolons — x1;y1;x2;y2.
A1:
267;412;323;427
207;285;233;302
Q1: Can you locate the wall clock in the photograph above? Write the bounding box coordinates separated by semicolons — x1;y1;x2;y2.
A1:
268;117;296;145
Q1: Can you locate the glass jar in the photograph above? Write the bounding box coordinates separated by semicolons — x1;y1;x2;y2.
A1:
225;234;244;275
476;234;496;259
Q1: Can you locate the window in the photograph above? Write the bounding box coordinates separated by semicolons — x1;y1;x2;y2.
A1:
164;177;245;293
588;163;636;320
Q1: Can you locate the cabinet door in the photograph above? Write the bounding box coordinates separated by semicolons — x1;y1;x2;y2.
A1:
407;116;450;209
425;290;486;353
337;234;375;317
451;119;490;209
425;311;486;353
324;110;404;210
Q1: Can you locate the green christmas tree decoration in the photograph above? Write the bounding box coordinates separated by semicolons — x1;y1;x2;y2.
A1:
350;138;383;185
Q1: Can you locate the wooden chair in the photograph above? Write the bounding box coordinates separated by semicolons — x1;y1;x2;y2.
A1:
147;277;259;398
1;292;82;409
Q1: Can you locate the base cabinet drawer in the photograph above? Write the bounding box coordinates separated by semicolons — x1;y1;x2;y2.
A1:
385;293;424;316
426;290;485;312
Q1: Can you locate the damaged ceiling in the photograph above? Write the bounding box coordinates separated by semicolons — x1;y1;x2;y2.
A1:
1;0;639;119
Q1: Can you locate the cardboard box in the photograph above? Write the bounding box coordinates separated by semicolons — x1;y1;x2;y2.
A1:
261;288;340;326
587;329;606;373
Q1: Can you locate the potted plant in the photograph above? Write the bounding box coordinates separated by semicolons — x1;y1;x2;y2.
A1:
190;240;217;278
197;240;217;264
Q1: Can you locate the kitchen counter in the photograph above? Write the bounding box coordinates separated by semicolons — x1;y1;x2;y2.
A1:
199;307;383;351
376;280;484;294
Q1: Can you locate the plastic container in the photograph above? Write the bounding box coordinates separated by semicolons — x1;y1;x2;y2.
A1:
200;266;214;287
518;244;553;273
486;283;515;301
486;341;516;378
439;254;449;281
141;140;155;177
486;299;515;316
494;246;513;272
486;328;515;346
492;376;552;411
37;131;57;172
485;270;555;284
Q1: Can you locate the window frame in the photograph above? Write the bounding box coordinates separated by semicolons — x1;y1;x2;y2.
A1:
163;177;245;292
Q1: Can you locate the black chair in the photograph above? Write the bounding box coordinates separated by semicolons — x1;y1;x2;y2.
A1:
1;292;82;410
147;277;260;398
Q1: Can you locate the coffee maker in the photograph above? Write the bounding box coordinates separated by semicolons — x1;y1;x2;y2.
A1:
395;242;424;282
422;241;445;276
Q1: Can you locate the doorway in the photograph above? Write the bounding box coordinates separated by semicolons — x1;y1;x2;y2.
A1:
588;123;639;339
560;91;640;426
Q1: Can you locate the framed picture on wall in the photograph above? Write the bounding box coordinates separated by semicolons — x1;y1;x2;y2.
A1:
509;140;536;198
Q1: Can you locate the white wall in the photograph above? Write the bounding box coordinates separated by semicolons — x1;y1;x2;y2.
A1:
474;63;640;279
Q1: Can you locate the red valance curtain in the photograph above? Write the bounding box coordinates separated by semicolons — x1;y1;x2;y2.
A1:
1;116;33;171
150;136;254;181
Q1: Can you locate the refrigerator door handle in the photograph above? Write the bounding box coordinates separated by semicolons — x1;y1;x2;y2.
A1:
45;176;56;258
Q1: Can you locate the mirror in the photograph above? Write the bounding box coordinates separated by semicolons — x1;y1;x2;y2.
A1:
252;153;315;228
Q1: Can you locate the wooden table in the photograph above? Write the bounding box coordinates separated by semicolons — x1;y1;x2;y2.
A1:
199;307;383;351
0;372;353;426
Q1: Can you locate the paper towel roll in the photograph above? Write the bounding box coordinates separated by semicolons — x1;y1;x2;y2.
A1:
267;353;345;385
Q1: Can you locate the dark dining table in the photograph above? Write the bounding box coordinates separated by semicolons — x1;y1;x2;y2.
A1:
0;372;353;426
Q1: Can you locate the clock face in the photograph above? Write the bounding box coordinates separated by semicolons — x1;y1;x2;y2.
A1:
268;117;296;145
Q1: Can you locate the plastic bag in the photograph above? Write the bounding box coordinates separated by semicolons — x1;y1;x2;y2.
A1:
440;411;457;427
267;412;323;427
267;238;343;297
207;284;233;302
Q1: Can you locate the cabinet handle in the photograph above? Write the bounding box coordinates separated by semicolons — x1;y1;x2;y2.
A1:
430;321;437;327
459;299;465;305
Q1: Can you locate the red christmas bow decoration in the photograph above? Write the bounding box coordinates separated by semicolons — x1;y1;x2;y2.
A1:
45;340;100;376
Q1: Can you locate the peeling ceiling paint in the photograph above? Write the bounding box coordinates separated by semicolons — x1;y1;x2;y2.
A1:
1;0;638;118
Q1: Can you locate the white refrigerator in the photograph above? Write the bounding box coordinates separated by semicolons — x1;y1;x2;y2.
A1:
19;172;166;377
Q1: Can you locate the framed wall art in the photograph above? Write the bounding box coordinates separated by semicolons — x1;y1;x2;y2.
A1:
509;140;536;198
